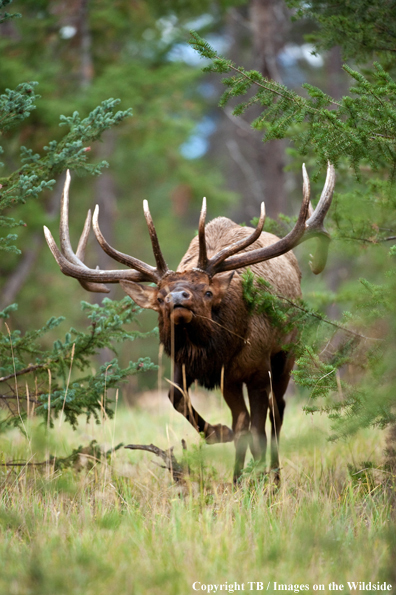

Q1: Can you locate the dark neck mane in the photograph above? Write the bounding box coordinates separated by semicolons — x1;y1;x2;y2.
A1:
159;301;248;389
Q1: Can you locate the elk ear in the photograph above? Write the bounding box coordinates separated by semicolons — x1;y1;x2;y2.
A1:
211;271;235;305
120;280;159;312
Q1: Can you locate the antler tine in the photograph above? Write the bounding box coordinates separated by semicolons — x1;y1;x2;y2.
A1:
92;205;160;283
44;226;149;284
206;202;266;276
302;162;310;206
143;200;168;276
197;197;208;270
76;208;92;261
73;209;111;293
59;169;76;263
298;162;335;274
304;162;335;236
58;171;110;293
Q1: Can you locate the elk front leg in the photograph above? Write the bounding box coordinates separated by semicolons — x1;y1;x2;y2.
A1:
222;381;250;482
168;364;234;444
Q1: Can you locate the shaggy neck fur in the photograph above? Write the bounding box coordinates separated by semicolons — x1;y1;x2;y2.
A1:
159;294;248;389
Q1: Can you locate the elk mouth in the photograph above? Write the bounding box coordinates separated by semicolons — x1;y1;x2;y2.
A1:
170;305;194;325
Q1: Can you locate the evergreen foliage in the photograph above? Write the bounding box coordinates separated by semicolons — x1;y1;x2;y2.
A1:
190;4;396;440
0;84;131;253
189;31;396;175
241;263;395;439
288;0;396;68
0;297;157;433
0;1;156;436
0;0;20;25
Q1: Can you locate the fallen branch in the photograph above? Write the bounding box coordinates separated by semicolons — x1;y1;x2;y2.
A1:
2;441;123;470
125;442;186;483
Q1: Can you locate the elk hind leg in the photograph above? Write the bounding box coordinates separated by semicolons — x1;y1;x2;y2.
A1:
222;382;250;482
246;371;271;476
269;350;294;479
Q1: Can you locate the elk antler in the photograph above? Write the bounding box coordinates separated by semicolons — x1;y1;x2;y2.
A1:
206;202;266;273
143;200;169;277
44;170;169;290
197;197;208;270
202;162;335;277
92;205;165;282
299;162;335;274
51;170;110;293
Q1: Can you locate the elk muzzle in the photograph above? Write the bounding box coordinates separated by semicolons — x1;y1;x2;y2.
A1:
166;289;194;325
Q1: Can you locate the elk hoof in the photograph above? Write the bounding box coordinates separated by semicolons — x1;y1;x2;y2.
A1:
205;424;234;444
271;468;281;486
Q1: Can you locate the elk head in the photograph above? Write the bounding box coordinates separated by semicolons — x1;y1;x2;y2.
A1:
44;164;336;324
120;269;234;325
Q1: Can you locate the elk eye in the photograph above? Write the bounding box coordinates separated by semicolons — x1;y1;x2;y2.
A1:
205;291;213;298
157;296;164;304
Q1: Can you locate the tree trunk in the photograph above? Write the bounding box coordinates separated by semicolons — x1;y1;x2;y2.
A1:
214;2;291;222
79;0;94;88
249;0;290;217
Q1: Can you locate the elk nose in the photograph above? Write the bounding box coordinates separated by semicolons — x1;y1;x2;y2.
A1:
165;290;192;306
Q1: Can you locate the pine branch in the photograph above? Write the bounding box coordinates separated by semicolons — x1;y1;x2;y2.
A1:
189;32;396;170
2;441;124;469
272;292;382;341
0;297;157;431
0;363;49;384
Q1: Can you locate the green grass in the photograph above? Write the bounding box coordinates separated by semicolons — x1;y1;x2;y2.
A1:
0;390;395;595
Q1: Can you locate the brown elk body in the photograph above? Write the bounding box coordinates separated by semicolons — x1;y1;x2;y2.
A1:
44;164;335;481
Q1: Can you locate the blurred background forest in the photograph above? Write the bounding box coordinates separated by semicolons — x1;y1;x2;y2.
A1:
0;0;346;377
1;0;395;441
2;3;396;590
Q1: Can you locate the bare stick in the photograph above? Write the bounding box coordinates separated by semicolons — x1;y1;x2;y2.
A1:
125;443;185;482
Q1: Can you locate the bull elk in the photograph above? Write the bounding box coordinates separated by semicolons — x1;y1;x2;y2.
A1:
44;163;335;481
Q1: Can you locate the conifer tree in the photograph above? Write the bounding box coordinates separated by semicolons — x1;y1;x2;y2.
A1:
0;0;237;436
190;1;396;439
0;1;155;433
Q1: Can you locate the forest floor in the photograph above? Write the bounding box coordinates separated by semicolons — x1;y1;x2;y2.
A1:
0;388;395;595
